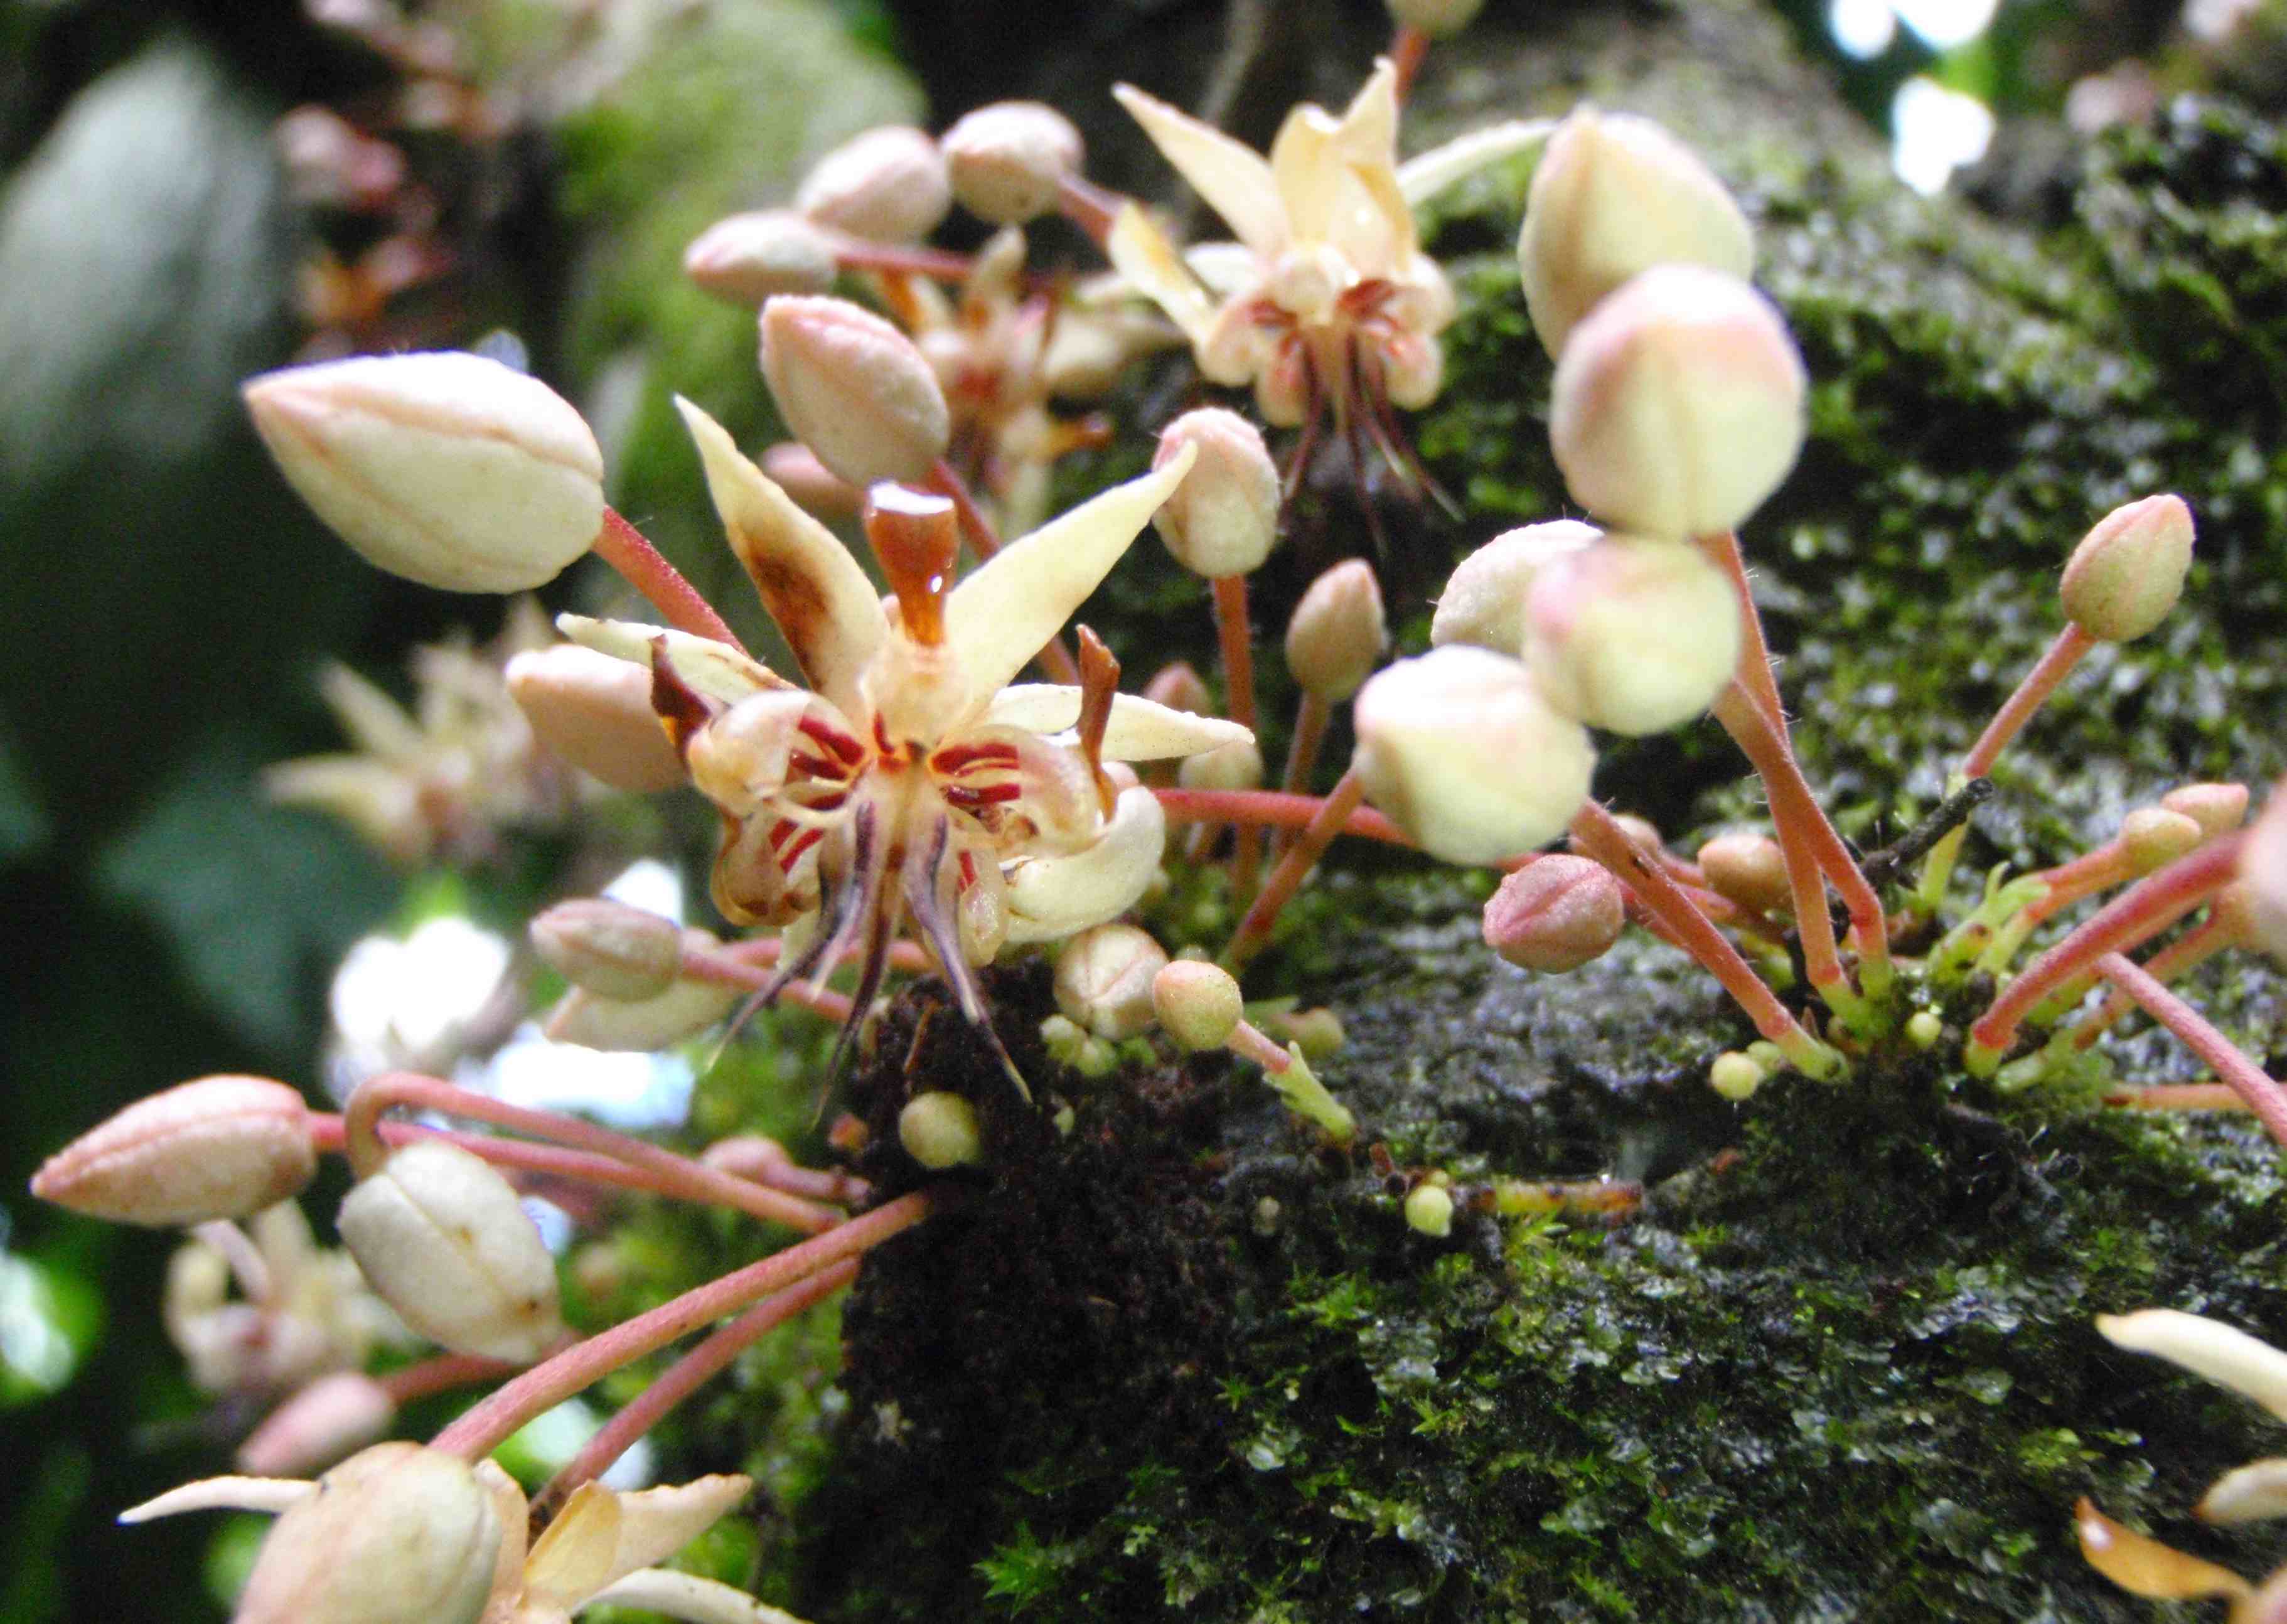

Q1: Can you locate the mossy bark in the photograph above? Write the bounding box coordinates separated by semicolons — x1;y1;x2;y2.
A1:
626;5;2287;1620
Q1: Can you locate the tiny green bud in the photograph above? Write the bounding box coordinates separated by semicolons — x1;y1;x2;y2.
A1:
1055;924;1170;1040
530;899;684;1000
1267;1006;1346;1061
1285;559;1389;702
1481;855;1626;972
795;125;950;242
1150;408;1281;577
2059;494;2194;643
1038;1013;1091;1066
1430;521;1600;655
1152;960;1245;1051
2122;806;2205;876
760;295;951;487
941;102;1084;225
2162;782;2249;839
1708;1050;1764;1101
682;209;841;306
1403;1182;1455;1237
898;1092;983;1170
1525;534;1741;734
1696;831;1791;916
1905;1009;1944;1050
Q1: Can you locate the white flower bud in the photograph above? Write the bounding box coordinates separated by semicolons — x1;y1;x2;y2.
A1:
941;102;1083;225
1549;265;1805;540
1480;855;1625;971
505;646;685;793
1054;924;1169;1040
2059;494;2195;643
1150;409;1281;577
760;295;951;487
898;1092;982;1170
683;210;841;306
2162;781;2249;838
243;352;605;592
2121;806;2205;876
530;899;685;1000
2241;784;2287;963
1178;736;1263;792
1430;521;1600;654
794;125;950;242
231;1443;502;1624
337;1140;564;1362
543;935;741;1050
1285;560;1388;702
1696;831;1790;915
31;1076;315;1227
1402;1183;1455;1237
1151;960;1244;1051
1352;648;1595;865
1524;534;1740;734
236;1373;397;1478
1518;107;1754;358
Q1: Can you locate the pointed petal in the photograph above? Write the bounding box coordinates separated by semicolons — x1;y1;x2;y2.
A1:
583;1567;812;1623
943;446;1194;699
1112;84;1286;255
2074;1497;2251;1603
1397;118;1555;208
316;663;426;765
1184;242;1260;297
118;1475;314;1523
1333;58;1400;168
556;615;784;705
673;397;884;714
594;1475;753;1593
2200;1458;2287;1525
982;687;1253;761
1106;204;1216;339
1004;784;1167;944
523;1482;623;1610
2099;1309;2287;1423
1267;106;1346;247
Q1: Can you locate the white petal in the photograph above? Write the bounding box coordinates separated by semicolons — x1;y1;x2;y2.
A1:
943;446;1194;700
1111;85;1287;255
118;1475;315;1524
556;616;783;706
2099;1309;2287;1423
581;1568;811;1624
1332;58;1401;168
674;397;884;715
523;1482;621;1610
982;686;1253;761
1398;118;1556;207
2200;1458;2287;1524
1184;243;1261;297
1005;784;1166;944
1106;205;1216;339
593;1476;753;1593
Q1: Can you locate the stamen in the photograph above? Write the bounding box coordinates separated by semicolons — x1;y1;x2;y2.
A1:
646;638;715;759
863;481;961;645
798;715;869;766
1076;624;1120;817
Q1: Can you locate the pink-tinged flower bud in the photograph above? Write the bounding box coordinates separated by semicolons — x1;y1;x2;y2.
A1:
759;295;951;487
2059;493;2195;643
337;1140;564;1362
1481;855;1625;971
1524;535;1741;734
1549;265;1805;540
2163;781;2249;838
1430;521;1600;654
2242;786;2287;963
2122;806;2205;875
1519;107;1755;359
1696;831;1790;914
32;1076;315;1227
898;1092;982;1170
1386;0;1485;35
1054;924;1169;1040
530;899;685;1000
544;934;741;1050
232;1443;502;1624
759;441;864;518
1150;409;1281;577
1286;560;1389;702
237;1373;398;1478
1152;960;1244;1051
941;101;1084;225
505;646;685;793
1178;736;1264;792
794;125;950;242
243;352;604;592
683;210;841;306
1143;661;1213;716
1352;648;1596;865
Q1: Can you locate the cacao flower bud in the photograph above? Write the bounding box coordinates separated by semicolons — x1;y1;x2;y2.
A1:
1285;560;1388;703
760;295;951;487
530;899;685;1000
544;936;742;1051
683;210;841;306
2161;781;2248;839
1152;960;1245;1052
1430;520;1600;655
794;125;950;242
505;645;686;793
1150;409;1280;577
1054;924;1169;1040
1524;535;1741;735
941;102;1084;225
1696;831;1791;915
2243;784;2287;963
898;1092;982;1170
32;1076;315;1227
2059;494;2195;643
2121;806;2204;876
1481;855;1626;971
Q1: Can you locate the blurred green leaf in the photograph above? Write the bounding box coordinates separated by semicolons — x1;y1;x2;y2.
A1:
0;1249;99;1407
0;724;46;864
0;1444;90;1623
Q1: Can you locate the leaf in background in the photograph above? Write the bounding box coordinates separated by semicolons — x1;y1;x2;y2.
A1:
0;722;46;865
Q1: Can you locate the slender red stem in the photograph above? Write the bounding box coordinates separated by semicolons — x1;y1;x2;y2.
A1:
2074;906;2247;1049
375;1351;520;1406
832;240;990;286
1964;622;2096;778
1697;533;1787;732
1211;574;1263;899
680;939;855;1024
2019;841;2133;927
431;1191;934;1461
1227;769;1364;971
1274;692;1332;860
1710;686;1855;1003
2093;953;2287;1151
1228;1020;1293;1072
1055;174;1122;249
1390;24;1431;102
591;510;746;651
1154;786;1411;847
311;1114;793;1212
341;1072;838;1233
1968;833;2244;1064
532;1259;856;1518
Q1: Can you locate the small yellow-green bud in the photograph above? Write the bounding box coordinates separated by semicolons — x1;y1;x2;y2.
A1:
2122;806;2205;876
1178;735;1263;792
1708;1050;1764;1101
1549;264;1805;540
1150;408;1281;577
898;1091;983;1170
1524;534;1740;734
1481;855;1625;972
682;209;841;306
1151;960;1244;1051
1403;1182;1455;1237
759;295;951;487
1696;831;1791;916
1267;1006;1346;1061
2059;494;2194;643
795;125;950;242
505;645;687;793
1037;1013;1091;1067
530;899;685;1000
1054;924;1169;1040
1519;106;1754;359
941;101;1084;224
2163;782;2249;839
1430;520;1600;655
1285;559;1389;702
31;1076;316;1227
1905;1009;1944;1050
